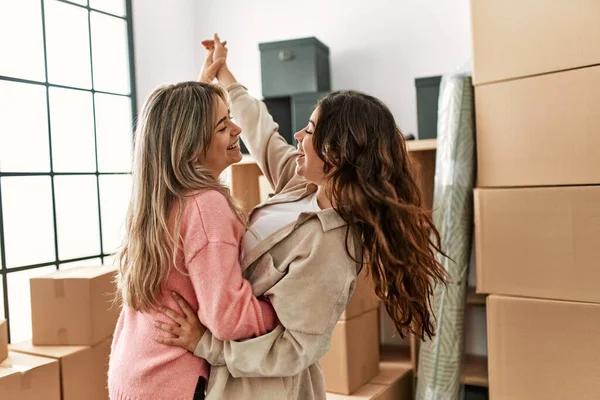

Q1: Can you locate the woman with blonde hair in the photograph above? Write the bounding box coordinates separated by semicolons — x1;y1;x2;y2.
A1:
154;35;448;399
107;49;278;400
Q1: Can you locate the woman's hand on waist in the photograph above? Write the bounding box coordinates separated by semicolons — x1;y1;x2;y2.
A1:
154;291;207;353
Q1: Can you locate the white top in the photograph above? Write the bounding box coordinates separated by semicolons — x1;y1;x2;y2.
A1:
241;194;321;260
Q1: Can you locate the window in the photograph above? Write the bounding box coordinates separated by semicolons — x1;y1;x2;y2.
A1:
0;0;136;343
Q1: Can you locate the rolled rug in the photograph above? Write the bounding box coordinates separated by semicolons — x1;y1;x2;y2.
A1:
416;74;476;400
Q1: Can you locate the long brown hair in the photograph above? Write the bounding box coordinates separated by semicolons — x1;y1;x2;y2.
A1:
314;91;448;340
117;81;245;312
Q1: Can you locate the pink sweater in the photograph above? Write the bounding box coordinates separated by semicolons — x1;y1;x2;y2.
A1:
108;190;278;400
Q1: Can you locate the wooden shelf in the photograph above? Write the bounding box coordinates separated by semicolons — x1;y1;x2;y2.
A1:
467;287;487;306
235;154;258;165
407;138;437;152
384;346;488;388
461;355;488;387
233;139;437;168
379;345;413;368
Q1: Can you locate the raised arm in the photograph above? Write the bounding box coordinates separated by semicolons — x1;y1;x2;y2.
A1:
202;35;301;192
226;83;300;193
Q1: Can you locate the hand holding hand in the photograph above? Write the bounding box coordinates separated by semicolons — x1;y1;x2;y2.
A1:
200;33;238;87
198;33;228;83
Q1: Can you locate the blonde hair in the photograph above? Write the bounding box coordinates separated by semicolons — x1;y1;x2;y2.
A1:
116;81;245;311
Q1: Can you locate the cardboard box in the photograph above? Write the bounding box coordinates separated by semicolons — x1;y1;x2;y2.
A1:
341;269;379;321
487;295;600;399
474;187;600;303
9;337;111;400
0;319;7;362
471;0;600;85
321;308;380;395
258;174;271;202
228;160;263;215
475;65;600;187
0;352;60;400
30;265;119;345
326;361;413;399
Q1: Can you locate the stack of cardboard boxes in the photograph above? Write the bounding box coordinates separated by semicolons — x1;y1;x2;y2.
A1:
0;266;118;399
321;270;414;399
326;360;413;400
471;0;600;398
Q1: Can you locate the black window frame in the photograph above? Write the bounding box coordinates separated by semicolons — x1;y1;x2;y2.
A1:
0;0;137;342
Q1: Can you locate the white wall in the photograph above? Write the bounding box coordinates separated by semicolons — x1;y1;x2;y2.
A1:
191;0;473;136
131;0;198;110
132;0;473;134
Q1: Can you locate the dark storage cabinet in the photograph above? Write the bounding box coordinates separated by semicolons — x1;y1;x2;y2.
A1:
243;37;331;154
291;91;328;133
240;97;292;154
259;37;331;98
415;75;441;139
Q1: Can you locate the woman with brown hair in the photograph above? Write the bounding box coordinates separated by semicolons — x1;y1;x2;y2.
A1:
154;35;447;399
